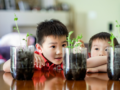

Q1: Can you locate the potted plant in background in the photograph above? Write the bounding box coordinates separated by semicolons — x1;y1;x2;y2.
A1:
63;31;87;80
107;20;120;80
10;14;34;80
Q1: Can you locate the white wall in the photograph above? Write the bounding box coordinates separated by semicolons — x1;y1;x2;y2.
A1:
58;0;120;43
0;11;70;37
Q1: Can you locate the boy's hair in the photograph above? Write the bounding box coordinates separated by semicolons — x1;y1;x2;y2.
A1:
88;32;119;52
36;19;68;46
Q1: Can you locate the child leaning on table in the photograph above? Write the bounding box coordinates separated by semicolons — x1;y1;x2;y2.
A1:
87;32;119;73
3;19;69;72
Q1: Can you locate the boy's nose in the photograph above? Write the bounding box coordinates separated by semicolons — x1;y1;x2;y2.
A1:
56;47;62;54
99;51;104;56
99;53;103;56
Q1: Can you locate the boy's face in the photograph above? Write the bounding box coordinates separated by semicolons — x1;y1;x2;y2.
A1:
91;39;110;57
36;35;67;65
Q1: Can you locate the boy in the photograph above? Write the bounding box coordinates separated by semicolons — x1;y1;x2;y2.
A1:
3;19;68;72
87;32;119;72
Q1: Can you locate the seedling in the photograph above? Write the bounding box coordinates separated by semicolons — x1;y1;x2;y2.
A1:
67;31;83;48
13;14;32;47
108;33;115;50
23;33;32;47
14;14;21;46
65;31;86;80
74;34;83;47
67;31;74;48
116;20;120;38
108;20;120;50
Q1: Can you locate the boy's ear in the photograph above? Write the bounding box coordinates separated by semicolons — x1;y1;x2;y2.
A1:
36;43;43;53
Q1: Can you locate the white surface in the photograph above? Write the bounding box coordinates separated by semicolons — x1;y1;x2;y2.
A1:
0;11;69;38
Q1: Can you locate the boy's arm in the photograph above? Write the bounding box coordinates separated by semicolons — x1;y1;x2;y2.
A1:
87;56;107;68
87;64;107;73
3;59;10;72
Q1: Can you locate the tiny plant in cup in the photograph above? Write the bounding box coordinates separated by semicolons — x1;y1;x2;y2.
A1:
107;20;120;80
10;14;34;80
64;31;86;80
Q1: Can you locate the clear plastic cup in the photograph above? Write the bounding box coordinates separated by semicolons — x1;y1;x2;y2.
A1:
63;47;87;80
10;45;34;80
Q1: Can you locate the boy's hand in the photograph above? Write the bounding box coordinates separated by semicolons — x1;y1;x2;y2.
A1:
74;39;85;47
34;53;45;68
78;39;85;47
87;68;99;73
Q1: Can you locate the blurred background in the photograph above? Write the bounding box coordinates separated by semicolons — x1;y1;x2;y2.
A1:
0;0;120;65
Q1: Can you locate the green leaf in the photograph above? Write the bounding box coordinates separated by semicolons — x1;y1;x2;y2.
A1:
116;20;118;23
79;34;83;39
69;31;73;36
23;39;25;40
116;25;118;27
27;33;29;37
13;27;16;30
14;14;18;21
110;36;112;40
14;18;18;21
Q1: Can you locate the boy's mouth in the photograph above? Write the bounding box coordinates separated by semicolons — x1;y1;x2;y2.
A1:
54;57;62;61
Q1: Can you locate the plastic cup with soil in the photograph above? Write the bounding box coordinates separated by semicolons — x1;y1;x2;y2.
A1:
10;45;34;80
63;47;87;80
107;45;120;80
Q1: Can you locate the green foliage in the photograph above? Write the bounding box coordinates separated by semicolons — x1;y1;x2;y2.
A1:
23;33;33;47
13;14;32;47
14;14;21;46
74;34;82;47
116;20;120;38
108;20;120;50
67;31;83;48
14;14;20;34
108;33;115;50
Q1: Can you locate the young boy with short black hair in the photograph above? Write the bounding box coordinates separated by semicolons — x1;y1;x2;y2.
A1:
87;32;119;72
3;19;68;72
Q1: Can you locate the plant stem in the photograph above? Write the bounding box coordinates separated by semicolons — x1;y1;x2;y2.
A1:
116;21;120;38
26;36;28;47
15;21;21;46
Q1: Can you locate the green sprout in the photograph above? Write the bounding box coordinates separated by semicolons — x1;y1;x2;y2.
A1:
116;20;120;38
67;31;83;49
74;34;83;47
108;20;120;50
23;33;32;47
67;31;74;48
14;14;21;46
108;33;115;50
13;14;32;47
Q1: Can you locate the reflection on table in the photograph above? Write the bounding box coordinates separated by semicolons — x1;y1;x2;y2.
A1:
2;70;120;90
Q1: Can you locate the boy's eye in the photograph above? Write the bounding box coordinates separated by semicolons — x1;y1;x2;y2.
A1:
62;44;67;47
95;48;99;50
105;49;107;51
51;46;55;48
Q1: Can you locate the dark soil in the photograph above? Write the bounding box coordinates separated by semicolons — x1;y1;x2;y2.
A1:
64;53;86;80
